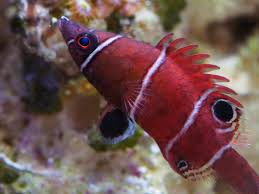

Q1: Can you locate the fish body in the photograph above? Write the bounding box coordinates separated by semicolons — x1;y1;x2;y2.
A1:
58;17;259;194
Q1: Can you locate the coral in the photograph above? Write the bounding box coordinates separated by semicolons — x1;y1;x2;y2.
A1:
68;0;145;25
181;0;259;52
155;0;186;31
69;0;94;23
239;33;259;90
22;51;62;114
0;162;20;184
62;76;97;99
206;11;259;52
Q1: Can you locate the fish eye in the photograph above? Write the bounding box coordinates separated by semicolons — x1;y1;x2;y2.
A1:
177;160;189;172
212;99;236;123
77;35;90;49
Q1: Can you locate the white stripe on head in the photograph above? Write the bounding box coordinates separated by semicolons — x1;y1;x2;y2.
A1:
183;144;232;178
165;88;216;159
67;39;75;46
80;35;123;72
129;42;169;120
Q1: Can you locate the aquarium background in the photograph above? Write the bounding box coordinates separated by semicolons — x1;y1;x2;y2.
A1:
0;0;258;193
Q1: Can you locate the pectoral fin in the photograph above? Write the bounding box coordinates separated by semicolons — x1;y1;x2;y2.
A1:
98;105;136;144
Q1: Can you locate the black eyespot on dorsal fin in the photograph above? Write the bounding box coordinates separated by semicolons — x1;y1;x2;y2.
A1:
99;106;135;144
212;99;236;123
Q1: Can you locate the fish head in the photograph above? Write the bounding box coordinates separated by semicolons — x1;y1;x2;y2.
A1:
58;16;114;71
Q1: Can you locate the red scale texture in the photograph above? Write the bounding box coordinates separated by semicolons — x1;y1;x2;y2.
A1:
167;92;231;171
58;18;259;194
86;34;160;111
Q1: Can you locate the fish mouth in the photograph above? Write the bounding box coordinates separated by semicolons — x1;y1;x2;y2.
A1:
57;16;70;29
182;165;214;181
58;16;93;45
182;144;232;181
58;16;75;43
183;146;259;194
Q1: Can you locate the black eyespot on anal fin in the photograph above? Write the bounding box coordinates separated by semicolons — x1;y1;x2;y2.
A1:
99;107;135;144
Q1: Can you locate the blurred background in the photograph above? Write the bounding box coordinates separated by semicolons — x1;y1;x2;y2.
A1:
0;0;258;193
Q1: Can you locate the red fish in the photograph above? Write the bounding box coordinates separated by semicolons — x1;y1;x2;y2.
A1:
58;16;259;194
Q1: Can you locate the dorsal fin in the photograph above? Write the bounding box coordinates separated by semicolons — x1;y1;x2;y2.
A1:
156;34;242;108
155;35;230;82
156;33;174;50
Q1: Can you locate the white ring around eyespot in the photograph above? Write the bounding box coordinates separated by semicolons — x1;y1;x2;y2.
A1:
101;118;136;145
211;99;237;124
215;127;235;134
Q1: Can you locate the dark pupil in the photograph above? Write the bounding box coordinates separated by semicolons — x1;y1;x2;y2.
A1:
213;100;234;122
79;37;90;46
177;160;187;170
100;109;129;138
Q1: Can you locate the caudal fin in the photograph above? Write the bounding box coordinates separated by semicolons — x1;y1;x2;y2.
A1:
212;147;259;194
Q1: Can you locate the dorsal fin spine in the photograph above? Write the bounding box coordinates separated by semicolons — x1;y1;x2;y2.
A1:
155;35;241;109
169;44;198;58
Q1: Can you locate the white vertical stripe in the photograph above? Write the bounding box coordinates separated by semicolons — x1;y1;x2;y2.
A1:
206;144;231;167
183;144;232;177
165;88;216;159
80;35;123;72
216;127;235;134
129;44;168;120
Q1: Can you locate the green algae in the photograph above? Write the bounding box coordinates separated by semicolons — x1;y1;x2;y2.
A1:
156;0;186;31
0;162;19;184
106;11;124;33
239;33;259;89
22;52;63;114
106;11;134;33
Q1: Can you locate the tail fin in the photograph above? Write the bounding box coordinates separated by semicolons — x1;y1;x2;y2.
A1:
212;147;259;194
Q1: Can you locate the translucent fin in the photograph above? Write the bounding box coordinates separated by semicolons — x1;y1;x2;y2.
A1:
98;105;136;144
231;113;252;148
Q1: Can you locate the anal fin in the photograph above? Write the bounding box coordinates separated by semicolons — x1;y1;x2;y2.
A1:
99;105;136;144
